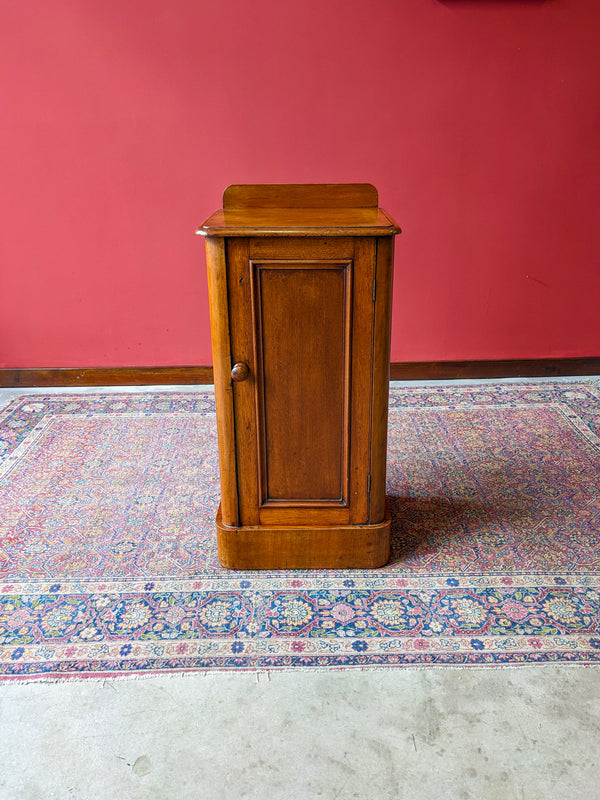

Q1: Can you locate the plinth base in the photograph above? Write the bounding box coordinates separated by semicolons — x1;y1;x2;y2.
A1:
216;505;391;570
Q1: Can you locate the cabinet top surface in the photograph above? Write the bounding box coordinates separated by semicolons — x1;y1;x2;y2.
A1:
197;183;400;237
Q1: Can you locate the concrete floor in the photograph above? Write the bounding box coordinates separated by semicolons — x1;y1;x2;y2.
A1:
1;381;599;799
0;666;598;800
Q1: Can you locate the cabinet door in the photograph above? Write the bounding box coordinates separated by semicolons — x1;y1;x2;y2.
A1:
226;237;376;528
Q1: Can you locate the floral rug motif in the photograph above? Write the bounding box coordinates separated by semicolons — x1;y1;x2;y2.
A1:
0;382;599;680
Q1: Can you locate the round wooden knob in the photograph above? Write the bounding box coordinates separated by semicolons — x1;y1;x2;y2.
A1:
231;362;250;382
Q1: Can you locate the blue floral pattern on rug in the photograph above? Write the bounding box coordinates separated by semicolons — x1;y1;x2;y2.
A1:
0;383;599;678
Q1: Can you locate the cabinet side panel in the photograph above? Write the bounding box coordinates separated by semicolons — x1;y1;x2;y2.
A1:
205;237;238;526
370;236;395;524
253;261;350;503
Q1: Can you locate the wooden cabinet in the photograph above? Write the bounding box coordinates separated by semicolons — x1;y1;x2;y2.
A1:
198;184;400;569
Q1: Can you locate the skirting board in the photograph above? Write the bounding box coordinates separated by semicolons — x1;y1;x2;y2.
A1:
389;358;600;381
0;358;599;387
0;366;214;387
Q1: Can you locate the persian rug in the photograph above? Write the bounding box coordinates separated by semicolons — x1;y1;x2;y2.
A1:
0;382;599;681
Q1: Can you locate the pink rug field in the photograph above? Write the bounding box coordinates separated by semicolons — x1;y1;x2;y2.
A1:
1;382;599;680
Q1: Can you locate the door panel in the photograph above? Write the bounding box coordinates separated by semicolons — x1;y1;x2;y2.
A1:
227;237;376;528
252;259;351;506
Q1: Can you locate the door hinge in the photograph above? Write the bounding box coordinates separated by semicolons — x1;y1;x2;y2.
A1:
372;278;377;303
367;473;372;494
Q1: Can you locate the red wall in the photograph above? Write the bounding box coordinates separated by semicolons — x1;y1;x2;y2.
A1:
2;0;599;368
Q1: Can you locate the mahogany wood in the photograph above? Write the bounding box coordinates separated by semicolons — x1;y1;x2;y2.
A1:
226;238;260;528
253;257;350;504
205;237;239;527
198;207;399;238
369;236;395;524
216;504;391;570
223;183;379;209
230;362;250;382
200;183;400;569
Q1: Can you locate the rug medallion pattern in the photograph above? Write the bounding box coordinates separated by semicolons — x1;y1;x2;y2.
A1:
1;383;599;679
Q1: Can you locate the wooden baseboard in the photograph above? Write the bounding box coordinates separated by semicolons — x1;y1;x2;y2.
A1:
0;358;598;388
0;366;213;388
389;358;600;381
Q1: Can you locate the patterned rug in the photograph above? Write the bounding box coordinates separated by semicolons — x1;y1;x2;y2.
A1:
1;382;599;680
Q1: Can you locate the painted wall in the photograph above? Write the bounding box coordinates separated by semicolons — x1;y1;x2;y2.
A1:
1;0;599;368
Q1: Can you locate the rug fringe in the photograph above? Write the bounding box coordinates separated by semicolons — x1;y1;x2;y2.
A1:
1;660;598;687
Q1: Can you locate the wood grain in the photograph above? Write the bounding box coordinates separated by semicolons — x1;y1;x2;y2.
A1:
252;258;350;504
226;238;260;527
197;207;399;238
348;237;377;526
216;504;391;570
223;183;378;209
0;366;212;387
205;237;238;526
369;237;395;525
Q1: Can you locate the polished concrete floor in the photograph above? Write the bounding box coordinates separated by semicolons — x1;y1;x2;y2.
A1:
1;381;599;799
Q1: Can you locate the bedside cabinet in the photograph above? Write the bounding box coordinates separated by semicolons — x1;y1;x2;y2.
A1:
197;184;400;569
